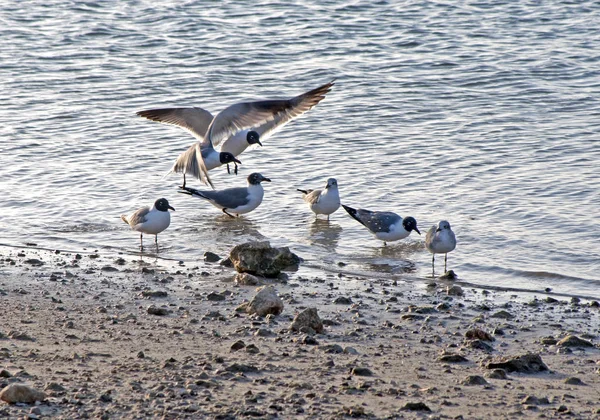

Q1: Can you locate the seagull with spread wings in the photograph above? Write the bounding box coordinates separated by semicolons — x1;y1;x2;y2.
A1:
137;80;334;188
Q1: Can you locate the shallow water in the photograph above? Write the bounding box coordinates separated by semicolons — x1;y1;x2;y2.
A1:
1;1;599;297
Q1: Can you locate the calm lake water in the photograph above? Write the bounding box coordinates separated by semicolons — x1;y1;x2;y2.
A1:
1;1;599;297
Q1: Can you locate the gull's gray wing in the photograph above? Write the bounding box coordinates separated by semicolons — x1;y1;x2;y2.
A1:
355;210;401;233
125;206;150;227
198;187;250;209
136;107;215;145
425;225;438;248
217;80;335;146
302;189;322;205
207;80;335;147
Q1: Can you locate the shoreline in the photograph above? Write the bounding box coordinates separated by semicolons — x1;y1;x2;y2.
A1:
1;244;600;419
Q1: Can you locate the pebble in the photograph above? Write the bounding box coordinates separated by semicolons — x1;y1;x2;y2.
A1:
204;251;221;263
351;367;373;376
564;377;585;385
290;308;323;333
446;285;463;296
461;375;488;386
556;335;594;348
147;306;169;316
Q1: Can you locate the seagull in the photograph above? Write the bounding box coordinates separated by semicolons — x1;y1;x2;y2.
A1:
425;220;456;275
121;198;175;250
136;80;334;188
342;204;420;246
297;178;340;220
178;172;271;217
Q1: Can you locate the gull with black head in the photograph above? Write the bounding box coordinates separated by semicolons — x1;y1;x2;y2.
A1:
425;220;456;276
121;198;175;250
179;172;271;217
342;204;420;246
137;80;334;188
297;178;340;220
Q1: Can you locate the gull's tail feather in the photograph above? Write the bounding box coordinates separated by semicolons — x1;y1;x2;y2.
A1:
120;214;130;225
170;143;214;189
296;188;309;195
178;186;209;200
342;204;367;228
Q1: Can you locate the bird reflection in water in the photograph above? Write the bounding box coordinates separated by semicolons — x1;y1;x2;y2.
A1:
308;219;342;250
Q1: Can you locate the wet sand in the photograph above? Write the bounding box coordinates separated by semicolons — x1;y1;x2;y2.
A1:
1;244;599;419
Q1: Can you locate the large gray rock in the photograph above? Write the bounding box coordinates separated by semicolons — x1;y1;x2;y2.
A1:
0;383;46;404
229;241;301;278
237;285;283;316
290;308;324;334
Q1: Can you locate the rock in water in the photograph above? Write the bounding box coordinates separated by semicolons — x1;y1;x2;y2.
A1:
229;241;301;278
0;383;46;403
290;308;324;333
238;285;284;316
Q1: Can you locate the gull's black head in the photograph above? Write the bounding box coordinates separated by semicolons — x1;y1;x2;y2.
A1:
155;198;175;212
219;152;242;165
246;131;262;146
248;172;271;185
403;216;420;235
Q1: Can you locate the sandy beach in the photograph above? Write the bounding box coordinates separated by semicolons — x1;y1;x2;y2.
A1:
1;243;599;419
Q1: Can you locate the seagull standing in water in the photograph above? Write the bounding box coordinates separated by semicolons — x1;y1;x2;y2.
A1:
425;220;456;275
178;173;271;217
136;80;334;188
342;205;420;246
297;178;340;220
121;198;175;250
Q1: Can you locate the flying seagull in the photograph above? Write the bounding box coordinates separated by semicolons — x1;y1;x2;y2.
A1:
137;80;334;188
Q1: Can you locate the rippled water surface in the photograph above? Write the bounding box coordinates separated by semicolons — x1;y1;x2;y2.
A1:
2;1;599;296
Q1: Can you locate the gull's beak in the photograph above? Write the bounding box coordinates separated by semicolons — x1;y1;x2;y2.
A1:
257;139;263;147
436;227;442;232
414;227;421;235
234;158;242;164
262;176;272;182
168;205;176;211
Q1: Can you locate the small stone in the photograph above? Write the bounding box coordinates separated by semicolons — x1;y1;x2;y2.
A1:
206;292;226;301
333;296;353;305
466;339;494;352
231;340;246;352
229;241;301;278
0;370;11;378
439;270;457;280
438;354;468;363
0;384;46;403
204;251;221;263
141;290;168;298
465;328;494;342
24;258;44;266
137;351;145;359
491;310;514;319
7;331;33;341
351;367;373;376
147;305;169;316
290;308;323;333
245;344;259;354
235;273;264;286
540;336;558;345
461;375;488;386
401;402;431;412
521;395;550;405
322;344;344;354
446;285;463;296
239;285;284;316
556;335;594;348
486;369;508;380
44;383;66;392
100;265;119;272
301;335;319;345
564;377;585;386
